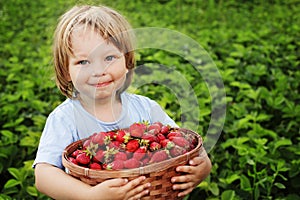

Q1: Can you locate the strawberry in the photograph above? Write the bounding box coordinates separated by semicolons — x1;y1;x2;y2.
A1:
126;139;140;152
149;150;169;163
114;151;128;161
133;146;147;161
160;125;170;135
153;121;163;128
69;157;78;165
76;152;91;165
167;131;182;139
141;156;150;166
149;141;161;151
108;140;122;149
169;145;187;157
157;133;166;141
83;139;92;149
115;130;131;143
124;158;141;169
71;149;83;158
148;123;161;135
129;122;147;138
92;149;105;163
170;136;190;149
107;160;124;170
107;131;116;140
141;133;159;144
90;162;102;170
91;132;106;146
160;139;175;149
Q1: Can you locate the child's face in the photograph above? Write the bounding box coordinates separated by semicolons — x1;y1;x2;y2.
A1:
68;27;127;102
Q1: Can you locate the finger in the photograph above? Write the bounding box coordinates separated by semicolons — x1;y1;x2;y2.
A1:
189;156;203;166
122;176;146;191
171;173;194;184
177;187;194;197
175;165;195;174
126;183;150;200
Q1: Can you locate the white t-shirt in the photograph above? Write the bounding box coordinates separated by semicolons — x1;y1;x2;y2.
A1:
33;92;177;169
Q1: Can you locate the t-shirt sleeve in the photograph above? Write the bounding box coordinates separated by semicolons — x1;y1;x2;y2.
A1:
33;111;76;169
147;98;179;127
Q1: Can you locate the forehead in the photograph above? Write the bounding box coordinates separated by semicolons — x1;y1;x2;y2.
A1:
70;26;121;56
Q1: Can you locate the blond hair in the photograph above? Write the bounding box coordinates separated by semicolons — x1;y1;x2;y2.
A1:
53;5;135;98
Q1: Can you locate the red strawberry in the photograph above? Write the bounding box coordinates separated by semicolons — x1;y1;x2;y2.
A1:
69;157;78;165
160;125;170;135
169;145;187;157
83;139;92;149
167;131;182;139
126;139;140;152
91;132;106;146
141;156;150;166
133;146;147;161
129;122;147;138
160;139;175;149
148;123;161;135
153;121;163;128
124;158;141;169
149;141;161;151
71;149;83;158
93;149;105;163
107;160;124;170
170;136;190;149
157;133;166;141
90;162;102;170
114;152;128;161
107;131;116;140
108;140;122;149
149;150;169;163
141;133;159;144
76;152;91;165
115;130;131;143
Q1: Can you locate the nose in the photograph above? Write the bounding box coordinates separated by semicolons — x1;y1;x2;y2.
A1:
90;58;107;76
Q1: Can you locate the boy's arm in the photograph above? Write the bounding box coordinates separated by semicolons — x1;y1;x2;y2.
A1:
35;163;95;199
35;163;150;200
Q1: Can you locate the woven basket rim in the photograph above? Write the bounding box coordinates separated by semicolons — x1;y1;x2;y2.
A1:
62;128;202;178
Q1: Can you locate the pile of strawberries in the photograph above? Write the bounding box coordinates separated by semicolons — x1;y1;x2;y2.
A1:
67;122;198;170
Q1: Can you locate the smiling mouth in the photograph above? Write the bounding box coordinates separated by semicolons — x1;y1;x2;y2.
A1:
94;81;112;87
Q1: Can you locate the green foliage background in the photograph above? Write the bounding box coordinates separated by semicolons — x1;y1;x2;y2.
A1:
0;0;299;199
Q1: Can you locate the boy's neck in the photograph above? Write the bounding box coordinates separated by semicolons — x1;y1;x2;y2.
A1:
78;94;122;123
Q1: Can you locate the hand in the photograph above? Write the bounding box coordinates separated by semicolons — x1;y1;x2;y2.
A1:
89;176;151;200
171;149;211;198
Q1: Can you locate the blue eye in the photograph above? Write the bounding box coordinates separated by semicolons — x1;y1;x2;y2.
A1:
78;60;90;65
105;55;117;62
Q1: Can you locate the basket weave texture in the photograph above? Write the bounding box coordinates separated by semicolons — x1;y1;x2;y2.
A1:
62;128;203;200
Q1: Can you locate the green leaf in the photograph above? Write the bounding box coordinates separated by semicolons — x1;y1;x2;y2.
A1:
26;186;38;197
8;168;21;180
221;190;235;200
209;182;219;196
4;179;21;189
274;182;286;189
240;174;251;191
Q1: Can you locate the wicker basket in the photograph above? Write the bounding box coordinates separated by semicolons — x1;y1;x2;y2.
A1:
62;128;203;200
